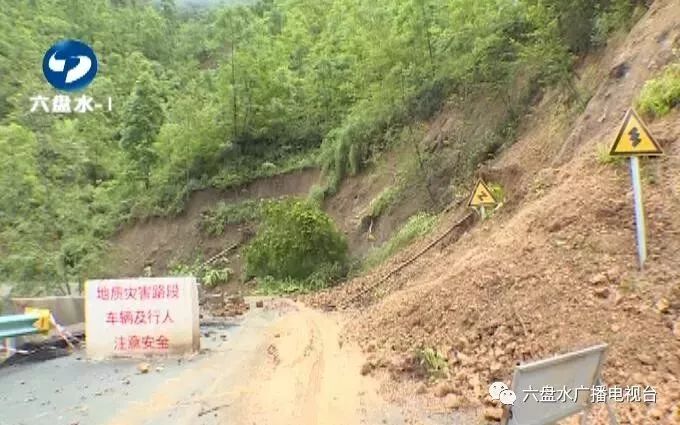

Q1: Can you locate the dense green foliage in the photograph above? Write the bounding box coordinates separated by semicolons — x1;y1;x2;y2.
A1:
637;63;680;118
0;0;642;292
244;199;347;284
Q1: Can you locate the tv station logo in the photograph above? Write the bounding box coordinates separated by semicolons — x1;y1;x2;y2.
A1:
43;39;98;91
31;39;112;114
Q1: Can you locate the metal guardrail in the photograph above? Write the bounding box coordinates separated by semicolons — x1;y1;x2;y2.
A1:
0;314;40;338
0;309;51;339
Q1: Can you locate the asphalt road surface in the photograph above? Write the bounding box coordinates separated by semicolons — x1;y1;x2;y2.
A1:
0;298;464;425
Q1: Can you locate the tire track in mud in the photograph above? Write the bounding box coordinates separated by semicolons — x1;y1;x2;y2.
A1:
104;300;452;425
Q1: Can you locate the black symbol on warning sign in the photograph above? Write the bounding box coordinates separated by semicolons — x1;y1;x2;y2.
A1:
629;127;641;148
478;192;488;201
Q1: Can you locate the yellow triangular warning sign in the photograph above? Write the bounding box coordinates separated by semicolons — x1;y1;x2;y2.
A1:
468;180;497;207
610;109;663;156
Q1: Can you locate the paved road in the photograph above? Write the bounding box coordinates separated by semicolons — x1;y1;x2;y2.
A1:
0;298;464;425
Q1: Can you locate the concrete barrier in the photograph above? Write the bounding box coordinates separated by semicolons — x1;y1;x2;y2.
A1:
11;296;85;326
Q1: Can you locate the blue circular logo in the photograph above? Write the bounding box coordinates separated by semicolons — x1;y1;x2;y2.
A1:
42;39;98;92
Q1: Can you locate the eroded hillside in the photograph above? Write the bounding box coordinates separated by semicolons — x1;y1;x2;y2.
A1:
309;1;680;423
102;1;680;421
106;168;320;279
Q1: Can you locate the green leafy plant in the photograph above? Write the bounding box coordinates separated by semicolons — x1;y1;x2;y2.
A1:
245;199;348;288
364;213;437;269
636;63;680;118
169;262;196;277
307;184;326;207
203;267;233;288
169;259;232;288
252;263;346;296
487;183;506;205
592;0;640;46
254;276;308;295
415;347;449;379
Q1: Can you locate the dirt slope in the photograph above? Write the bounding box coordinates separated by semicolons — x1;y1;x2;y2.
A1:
324;150;434;258
312;1;680;423
106;168;320;278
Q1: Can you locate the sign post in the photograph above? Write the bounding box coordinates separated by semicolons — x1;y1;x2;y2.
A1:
468;179;499;219
609;109;663;270
629;157;647;269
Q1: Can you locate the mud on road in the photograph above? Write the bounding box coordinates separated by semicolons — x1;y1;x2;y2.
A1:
0;298;464;425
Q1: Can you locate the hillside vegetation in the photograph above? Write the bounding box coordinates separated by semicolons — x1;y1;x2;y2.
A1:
0;0;644;293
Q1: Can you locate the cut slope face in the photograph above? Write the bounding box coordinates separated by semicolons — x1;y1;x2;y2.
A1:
106;168;320;278
325;1;680;423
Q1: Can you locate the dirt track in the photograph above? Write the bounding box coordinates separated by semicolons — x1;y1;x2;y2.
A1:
107;301;408;425
1;299;464;425
217;304;398;425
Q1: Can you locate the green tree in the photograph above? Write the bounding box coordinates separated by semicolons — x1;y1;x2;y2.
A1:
120;73;164;188
0;0;643;291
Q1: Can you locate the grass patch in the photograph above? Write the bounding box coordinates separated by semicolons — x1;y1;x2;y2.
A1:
199;199;265;235
210;150;318;190
307;184;326;207
203;267;233;288
636;63;680;118
369;186;401;218
254;276;309;295
364;212;437;269
596;143;624;166
253;263;345;295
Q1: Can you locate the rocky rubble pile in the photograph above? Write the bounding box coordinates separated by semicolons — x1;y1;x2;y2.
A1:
200;292;250;317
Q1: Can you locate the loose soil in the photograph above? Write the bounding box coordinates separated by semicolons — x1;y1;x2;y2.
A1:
309;1;680;423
